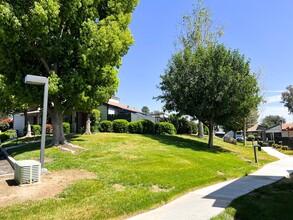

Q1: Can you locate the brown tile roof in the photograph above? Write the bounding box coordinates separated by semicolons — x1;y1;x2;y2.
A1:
107;101;145;114
281;123;293;131
247;124;259;132
247;124;266;132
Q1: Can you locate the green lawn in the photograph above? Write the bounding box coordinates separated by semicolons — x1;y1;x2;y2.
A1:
212;174;293;220
1;133;276;220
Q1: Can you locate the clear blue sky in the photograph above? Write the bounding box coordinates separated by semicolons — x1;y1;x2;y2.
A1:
116;0;293;123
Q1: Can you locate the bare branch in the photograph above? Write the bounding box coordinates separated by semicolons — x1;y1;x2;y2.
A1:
40;57;50;74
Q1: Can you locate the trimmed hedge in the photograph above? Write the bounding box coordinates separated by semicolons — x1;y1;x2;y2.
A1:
176;118;190;134
5;129;17;138
113;119;129;133
128;121;143;134
141;120;155;134
159;122;176;135
189;121;198;134
0;129;17;142
63;122;71;133
268;140;275;146
154;123;162;134
247;135;255;141
99;120;113;132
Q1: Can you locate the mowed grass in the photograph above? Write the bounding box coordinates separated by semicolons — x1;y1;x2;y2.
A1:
212;174;293;220
1;133;276;220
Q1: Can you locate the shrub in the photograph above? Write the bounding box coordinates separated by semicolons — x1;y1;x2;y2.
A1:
113;119;129;133
63;122;70;133
128;121;143;134
46;124;53;134
275;145;282;149
204;125;209;135
189;121;198;134
91;109;101;126
177;117;190;134
0;121;9;132
141;120;155;134
247;135;255;141
32;124;41;135
159;122;176;135
99;120;113;132
268;140;275;146
79;126;85;134
4;129;17;139
0;133;9;142
154;123;162;134
91;125;99;133
281;145;288;151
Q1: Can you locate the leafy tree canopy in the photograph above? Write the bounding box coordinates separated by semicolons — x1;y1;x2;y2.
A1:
222;108;259;132
141;106;150;114
0;0;138;144
158;44;261;147
282;85;293;114
261;115;286;128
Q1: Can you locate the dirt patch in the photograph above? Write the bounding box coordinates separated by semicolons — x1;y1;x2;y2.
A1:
34;157;54;163
151;185;174;193
0;170;95;207
112;183;125;191
217;171;225;176
124;155;143;159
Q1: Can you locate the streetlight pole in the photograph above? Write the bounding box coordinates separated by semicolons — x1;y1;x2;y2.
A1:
25;75;49;169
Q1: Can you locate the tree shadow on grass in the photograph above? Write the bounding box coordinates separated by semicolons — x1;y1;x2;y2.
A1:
142;134;231;154
5;140;54;157
66;134;88;143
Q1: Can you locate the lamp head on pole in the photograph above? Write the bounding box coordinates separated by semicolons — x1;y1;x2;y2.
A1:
25;74;48;85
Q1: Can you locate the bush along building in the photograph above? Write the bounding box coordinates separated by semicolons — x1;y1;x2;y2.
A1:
13;97;156;135
265;123;293;149
246;123;293;149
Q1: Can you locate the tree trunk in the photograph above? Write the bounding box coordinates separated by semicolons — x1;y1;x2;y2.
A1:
198;121;204;138
51;108;66;146
26;121;32;137
84;112;92;135
244;118;247;146
208;120;214;148
24;109;28;129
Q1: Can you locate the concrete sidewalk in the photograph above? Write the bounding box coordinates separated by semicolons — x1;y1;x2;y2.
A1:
128;147;293;220
0;149;14;177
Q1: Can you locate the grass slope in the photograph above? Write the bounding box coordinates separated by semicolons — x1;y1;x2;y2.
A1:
212;174;293;220
1;133;276;220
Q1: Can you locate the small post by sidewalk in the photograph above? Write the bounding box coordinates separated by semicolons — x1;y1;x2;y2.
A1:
252;139;258;163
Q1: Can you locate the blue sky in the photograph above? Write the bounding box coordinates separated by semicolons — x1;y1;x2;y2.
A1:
116;0;293;123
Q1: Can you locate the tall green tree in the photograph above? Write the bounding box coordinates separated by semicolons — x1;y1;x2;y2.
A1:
158;44;261;148
176;0;223;138
282;85;293;114
141;106;150;114
0;0;138;145
261;115;286;128
222;107;259;145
